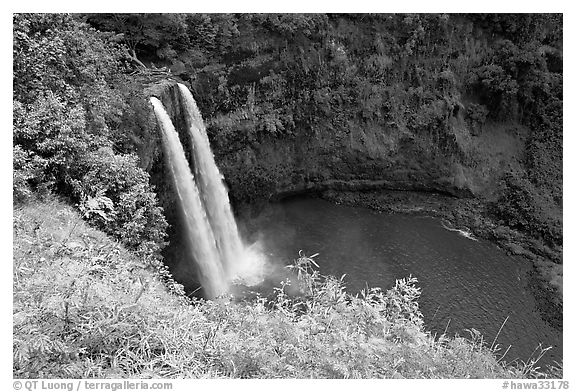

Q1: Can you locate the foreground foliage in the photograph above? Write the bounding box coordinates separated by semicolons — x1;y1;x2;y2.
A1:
14;199;557;379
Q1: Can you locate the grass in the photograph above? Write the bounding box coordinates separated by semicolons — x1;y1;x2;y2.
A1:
13;196;558;378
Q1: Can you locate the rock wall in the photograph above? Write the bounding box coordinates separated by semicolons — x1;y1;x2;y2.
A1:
147;80;526;207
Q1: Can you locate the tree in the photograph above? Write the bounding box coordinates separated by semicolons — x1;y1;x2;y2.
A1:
84;13;190;67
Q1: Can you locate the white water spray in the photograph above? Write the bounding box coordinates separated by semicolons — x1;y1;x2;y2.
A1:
440;219;479;241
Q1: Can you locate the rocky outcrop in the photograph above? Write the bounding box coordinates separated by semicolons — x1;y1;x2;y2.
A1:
213;116;503;206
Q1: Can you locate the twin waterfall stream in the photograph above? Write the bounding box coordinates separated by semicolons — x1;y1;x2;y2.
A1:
150;84;263;299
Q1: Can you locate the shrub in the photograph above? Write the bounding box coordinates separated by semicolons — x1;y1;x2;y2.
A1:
466;103;489;135
468;64;519;118
13;93;94;193
13;14;126;106
466;103;489;125
13;145;47;203
68;148;168;258
491;172;561;245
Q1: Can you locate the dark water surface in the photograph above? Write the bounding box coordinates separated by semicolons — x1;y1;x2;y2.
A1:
245;196;562;367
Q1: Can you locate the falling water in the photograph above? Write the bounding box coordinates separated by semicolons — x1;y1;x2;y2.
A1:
177;83;250;280
151;87;266;298
150;97;228;299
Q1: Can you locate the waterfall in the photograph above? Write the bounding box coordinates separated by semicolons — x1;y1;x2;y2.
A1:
177;83;245;278
150;97;227;299
150;86;265;299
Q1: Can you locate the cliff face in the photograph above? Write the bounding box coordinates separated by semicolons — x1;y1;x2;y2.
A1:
211;100;527;206
147;80;526;207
